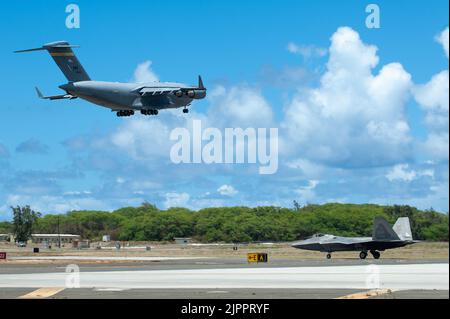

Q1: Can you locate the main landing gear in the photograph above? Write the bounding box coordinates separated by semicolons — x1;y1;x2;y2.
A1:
141;109;158;116
359;251;368;260
117;110;134;117
370;250;381;259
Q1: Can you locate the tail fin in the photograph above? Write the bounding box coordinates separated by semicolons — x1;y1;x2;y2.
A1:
15;41;90;82
198;75;205;90
393;217;413;241
372;217;400;241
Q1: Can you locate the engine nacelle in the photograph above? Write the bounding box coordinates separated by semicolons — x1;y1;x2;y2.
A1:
186;89;206;99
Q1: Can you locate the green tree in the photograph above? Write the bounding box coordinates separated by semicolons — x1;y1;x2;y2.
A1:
11;206;41;242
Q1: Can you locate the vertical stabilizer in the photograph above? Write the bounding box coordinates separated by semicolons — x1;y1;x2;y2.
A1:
372;217;400;241
393;217;413;241
15;41;90;82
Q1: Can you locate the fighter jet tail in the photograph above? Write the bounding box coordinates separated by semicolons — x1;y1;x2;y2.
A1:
15;41;90;83
393;217;413;241
372;217;401;241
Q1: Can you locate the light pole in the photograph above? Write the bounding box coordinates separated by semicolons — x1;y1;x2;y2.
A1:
57;215;61;249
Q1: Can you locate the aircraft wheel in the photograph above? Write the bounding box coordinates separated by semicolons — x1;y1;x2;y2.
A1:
154;109;159;115
326;253;331;259
359;251;367;260
183;108;189;114
371;250;381;259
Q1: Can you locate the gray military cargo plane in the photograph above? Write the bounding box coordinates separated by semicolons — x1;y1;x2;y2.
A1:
291;217;416;259
15;41;206;117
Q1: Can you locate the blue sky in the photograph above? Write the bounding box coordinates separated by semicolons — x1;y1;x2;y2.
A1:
0;0;448;219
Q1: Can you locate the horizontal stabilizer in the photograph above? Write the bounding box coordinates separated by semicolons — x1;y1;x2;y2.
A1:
35;87;76;100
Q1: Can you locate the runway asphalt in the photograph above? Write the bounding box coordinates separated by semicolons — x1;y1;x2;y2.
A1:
0;257;448;299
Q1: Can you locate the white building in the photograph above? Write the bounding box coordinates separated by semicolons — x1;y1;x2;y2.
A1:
31;234;80;244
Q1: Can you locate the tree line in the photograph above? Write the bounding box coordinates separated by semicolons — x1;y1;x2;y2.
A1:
0;203;448;242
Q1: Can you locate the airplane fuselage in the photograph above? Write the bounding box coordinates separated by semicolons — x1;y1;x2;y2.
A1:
59;81;198;111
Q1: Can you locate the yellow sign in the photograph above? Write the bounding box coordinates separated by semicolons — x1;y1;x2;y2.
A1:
247;253;268;263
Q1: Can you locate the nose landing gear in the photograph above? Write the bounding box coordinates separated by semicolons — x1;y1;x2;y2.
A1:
359;251;368;260
183;108;189;114
326;253;332;259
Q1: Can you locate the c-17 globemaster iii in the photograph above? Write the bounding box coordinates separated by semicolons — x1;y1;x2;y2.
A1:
292;217;417;259
15;41;206;117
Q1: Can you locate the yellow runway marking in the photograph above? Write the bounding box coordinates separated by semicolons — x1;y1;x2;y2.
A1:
19;287;65;299
336;289;394;299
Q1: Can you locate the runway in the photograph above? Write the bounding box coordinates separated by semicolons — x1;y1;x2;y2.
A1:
0;257;447;299
0;263;447;290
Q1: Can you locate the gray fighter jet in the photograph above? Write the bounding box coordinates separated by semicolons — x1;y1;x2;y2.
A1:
291;217;416;259
15;41;206;117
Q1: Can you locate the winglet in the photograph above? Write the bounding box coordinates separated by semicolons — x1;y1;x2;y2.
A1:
35;87;44;99
198;75;205;90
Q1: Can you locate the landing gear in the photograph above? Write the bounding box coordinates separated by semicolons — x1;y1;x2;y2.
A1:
183;108;189;114
326;253;332;259
140;109;159;116
370;250;381;259
359;251;368;260
116;110;134;117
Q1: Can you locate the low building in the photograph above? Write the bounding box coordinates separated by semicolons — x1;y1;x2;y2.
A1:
0;234;12;242
31;234;81;244
174;237;191;245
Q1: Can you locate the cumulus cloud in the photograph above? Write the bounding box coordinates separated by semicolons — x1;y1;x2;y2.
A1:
164;192;190;208
413;27;449;162
282;27;413;168
435;27;449;59
132;60;159;83
217;184;238;196
16;138;49;155
207;85;273;128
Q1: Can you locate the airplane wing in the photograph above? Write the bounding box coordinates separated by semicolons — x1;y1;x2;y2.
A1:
138;87;179;97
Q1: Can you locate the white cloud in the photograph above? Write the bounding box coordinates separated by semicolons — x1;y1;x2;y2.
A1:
435;27;449;59
413;27;449;162
281;27;413;167
385;164;416;182
287;42;327;58
164;192;190;208
132;60;159;83
207;85;273;128
295;180;319;202
385;164;435;182
217;184;238;196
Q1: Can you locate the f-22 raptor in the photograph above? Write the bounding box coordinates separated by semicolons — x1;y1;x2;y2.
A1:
15;41;206;117
292;217;417;259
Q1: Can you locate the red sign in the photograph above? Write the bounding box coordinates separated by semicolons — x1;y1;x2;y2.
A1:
0;252;6;260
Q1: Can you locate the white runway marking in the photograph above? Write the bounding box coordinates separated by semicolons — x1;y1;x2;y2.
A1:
0;264;447;290
9;256;211;261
